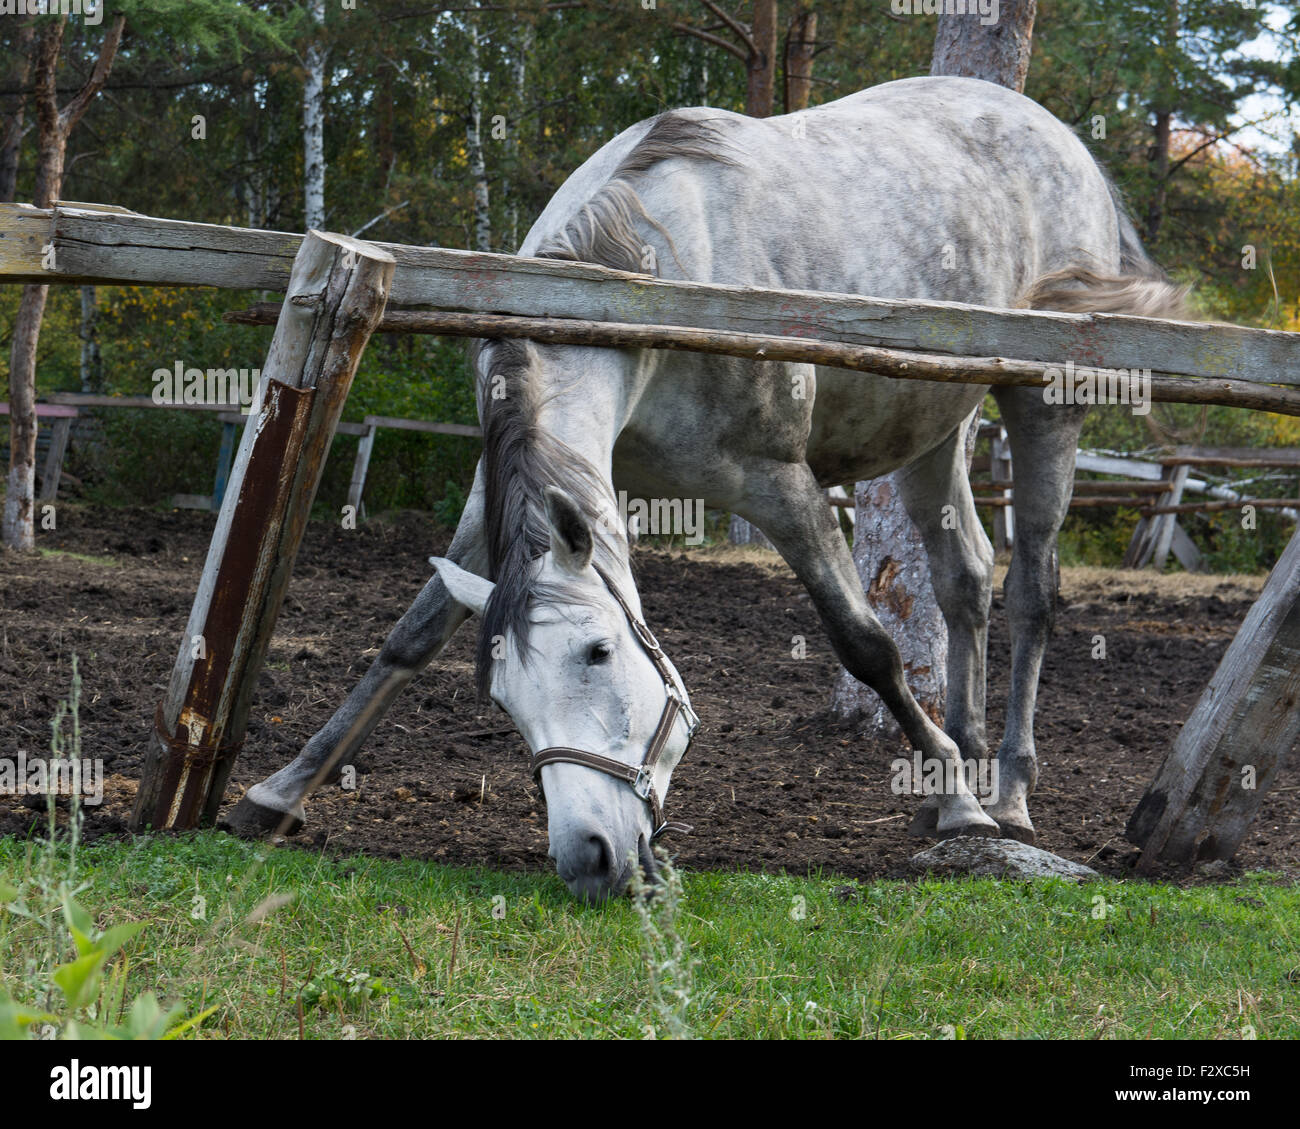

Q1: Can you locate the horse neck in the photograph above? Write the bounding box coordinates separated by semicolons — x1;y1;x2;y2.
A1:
530;345;641;592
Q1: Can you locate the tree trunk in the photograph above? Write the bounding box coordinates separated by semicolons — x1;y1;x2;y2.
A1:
1144;108;1171;244
830;478;948;735
5;285;48;549
506;20;533;251
303;0;326;231
783;6;817;114
732;0;805;546
1143;2;1180;245
79;285;102;393
3;14;124;551
5;19;63;552
0;14;36;204
830;0;1036;732
745;0;778;117
466;4;491;253
930;0;1037;92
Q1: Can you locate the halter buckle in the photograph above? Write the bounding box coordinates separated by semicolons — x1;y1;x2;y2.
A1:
633;764;655;801
631;617;661;654
671;687;701;740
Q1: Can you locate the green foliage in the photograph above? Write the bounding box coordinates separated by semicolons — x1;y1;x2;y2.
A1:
629;847;699;1039
432;477;469;528
3;2;1300;541
328;336;479;516
298;967;395;1013
0;659;216;1041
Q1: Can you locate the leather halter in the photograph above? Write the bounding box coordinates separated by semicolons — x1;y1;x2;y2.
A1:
529;565;699;840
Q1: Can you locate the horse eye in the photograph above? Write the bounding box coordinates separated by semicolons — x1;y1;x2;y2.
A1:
587;642;613;665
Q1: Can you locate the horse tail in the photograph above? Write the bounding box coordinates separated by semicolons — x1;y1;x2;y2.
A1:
1016;173;1191;320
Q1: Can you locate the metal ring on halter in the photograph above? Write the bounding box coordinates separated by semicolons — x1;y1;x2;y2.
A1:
529;566;697;839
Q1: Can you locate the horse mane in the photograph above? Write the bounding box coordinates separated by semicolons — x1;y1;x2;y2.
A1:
533;109;738;273
470;337;620;700
469;112;736;699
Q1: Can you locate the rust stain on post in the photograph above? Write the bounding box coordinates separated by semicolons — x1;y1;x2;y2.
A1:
144;382;314;830
133;232;395;832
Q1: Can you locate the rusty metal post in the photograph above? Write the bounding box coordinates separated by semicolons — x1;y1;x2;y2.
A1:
131;232;394;831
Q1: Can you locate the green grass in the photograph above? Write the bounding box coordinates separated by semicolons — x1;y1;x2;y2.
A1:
2;831;1296;1039
36;548;120;568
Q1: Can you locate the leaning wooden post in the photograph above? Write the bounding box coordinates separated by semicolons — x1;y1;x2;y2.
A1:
1126;524;1300;869
130;231;394;831
1149;464;1190;571
38;408;75;502
1123;462;1181;568
346;419;377;520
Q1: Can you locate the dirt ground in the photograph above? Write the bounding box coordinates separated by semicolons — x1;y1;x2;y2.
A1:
2;504;1296;881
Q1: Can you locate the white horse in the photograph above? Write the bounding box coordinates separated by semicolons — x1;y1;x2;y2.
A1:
228;76;1186;901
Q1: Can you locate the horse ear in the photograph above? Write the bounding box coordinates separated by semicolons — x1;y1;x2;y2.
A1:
429;557;494;616
544;486;593;574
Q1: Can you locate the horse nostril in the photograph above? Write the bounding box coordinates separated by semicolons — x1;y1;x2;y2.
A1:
586;834;612;876
556;830;625;902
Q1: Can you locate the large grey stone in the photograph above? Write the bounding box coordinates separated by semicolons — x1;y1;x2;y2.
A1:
909;836;1099;882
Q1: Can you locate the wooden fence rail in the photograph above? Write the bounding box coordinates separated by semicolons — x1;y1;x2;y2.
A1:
225;304;1300;418
7;201;1300;387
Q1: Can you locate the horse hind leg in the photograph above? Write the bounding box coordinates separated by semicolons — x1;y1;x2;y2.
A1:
741;461;999;840
983;387;1089;844
222;466;488;837
895;417;995;836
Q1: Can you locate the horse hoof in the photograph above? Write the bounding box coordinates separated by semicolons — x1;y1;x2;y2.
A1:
908;803;940;838
221;794;304;839
992;819;1036;845
937;820;1001;841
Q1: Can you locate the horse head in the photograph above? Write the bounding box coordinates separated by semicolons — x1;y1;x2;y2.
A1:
432;486;696;902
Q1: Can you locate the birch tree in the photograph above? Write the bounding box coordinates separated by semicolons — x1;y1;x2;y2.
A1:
303;0;326;230
454;0;491;253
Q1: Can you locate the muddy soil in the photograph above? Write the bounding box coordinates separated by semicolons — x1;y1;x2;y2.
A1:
2;505;1296;881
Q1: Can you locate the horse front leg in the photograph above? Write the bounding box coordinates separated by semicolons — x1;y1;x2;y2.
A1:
740;461;999;840
223;463;489;837
983;388;1089;844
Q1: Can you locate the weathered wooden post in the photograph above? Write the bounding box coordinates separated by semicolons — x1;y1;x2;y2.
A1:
346;420;377;519
38;407;76;502
1123;461;1188;569
1127;524;1300;869
1149;463;1190;571
130;231;394;831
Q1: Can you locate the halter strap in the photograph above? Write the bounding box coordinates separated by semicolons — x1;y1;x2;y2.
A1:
529;566;697;839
